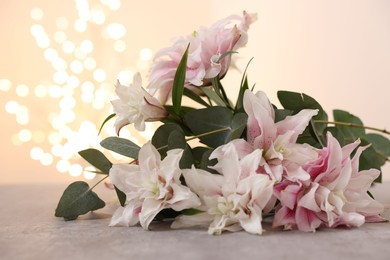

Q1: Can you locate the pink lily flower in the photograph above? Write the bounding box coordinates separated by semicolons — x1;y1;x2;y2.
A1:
273;132;385;232
243;89;319;182
147;11;257;103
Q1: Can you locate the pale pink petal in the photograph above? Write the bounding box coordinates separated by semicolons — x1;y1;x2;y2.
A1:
168;183;201;211
296;207;322;232
243;90;276;149
109;202;141;227
138;142;161;173
239;205;263;235
139;198;164;230
183;167;224;198
276;109;318;142
272;205;296;229
332;212;365;228
160;148;183;181
298;183;321;212
109;164;141;194
171;212;214;229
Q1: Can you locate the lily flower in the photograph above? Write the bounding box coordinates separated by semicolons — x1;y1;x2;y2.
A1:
148;11;257;103
172;143;274;235
273;132;385;232
109;142;201;230
111;73;168;133
243;89;319;182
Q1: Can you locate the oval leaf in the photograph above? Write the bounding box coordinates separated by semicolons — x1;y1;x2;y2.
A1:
100;136;140;159
152;123;184;156
78;148;112;175
185;107;247;148
333;109;365;141
55;181;105;220
278;91;328;147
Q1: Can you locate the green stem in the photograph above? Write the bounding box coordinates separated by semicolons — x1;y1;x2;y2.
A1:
89;175;109;191
186;127;230;142
314;120;390;135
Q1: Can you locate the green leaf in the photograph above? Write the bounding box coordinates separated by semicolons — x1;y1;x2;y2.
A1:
167;129;194;169
200;149;218;173
358;139;385;183
98;113;116;135
172;44;189;115
114;186;126;207
277;91;328;147
168;130;187;149
364;133;390;158
235;58;253;112
155;208;181;220
211;76;231;108
100;137;140;159
235;76;249;113
216;50;238;63
201;87;226;107
55;181;105;220
152;123;184;157
192;147;211;168
182;208;204;216
274;109;293;123
324;127;347;147
185;107;247;148
183;88;210;107
333;110;365;142
78;149;112;175
179;145;194;169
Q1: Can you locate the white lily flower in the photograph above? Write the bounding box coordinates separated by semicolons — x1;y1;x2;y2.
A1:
109;142;201;230
111;73;168;133
172;143;274;235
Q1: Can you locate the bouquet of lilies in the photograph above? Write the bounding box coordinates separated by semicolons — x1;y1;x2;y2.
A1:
55;11;389;235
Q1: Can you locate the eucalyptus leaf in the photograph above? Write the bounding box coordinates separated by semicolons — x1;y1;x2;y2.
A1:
78;148;112;175
172;44;189;115
324;127;346;147
114;186;126;207
333;110;365;142
100;136;140;159
152;123;184;156
359;139;385;183
185;107;247;148
167;129;193;169
364;133;390;158
55;181;105;220
168;130;187;149
179;145;194;169
200;149;218;174
274;109;293;123
182;208;204;216
277;91;328;147
192;147;211;168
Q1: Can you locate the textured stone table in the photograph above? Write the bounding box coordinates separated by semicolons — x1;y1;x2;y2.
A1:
1;182;390;260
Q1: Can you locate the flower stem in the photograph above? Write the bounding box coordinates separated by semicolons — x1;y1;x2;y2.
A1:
89;175;109;191
313;120;390;135
186;127;230;142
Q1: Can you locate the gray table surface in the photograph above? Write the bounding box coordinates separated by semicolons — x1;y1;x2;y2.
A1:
1;182;390;260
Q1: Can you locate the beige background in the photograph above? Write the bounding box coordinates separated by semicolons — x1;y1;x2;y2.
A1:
0;0;389;183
